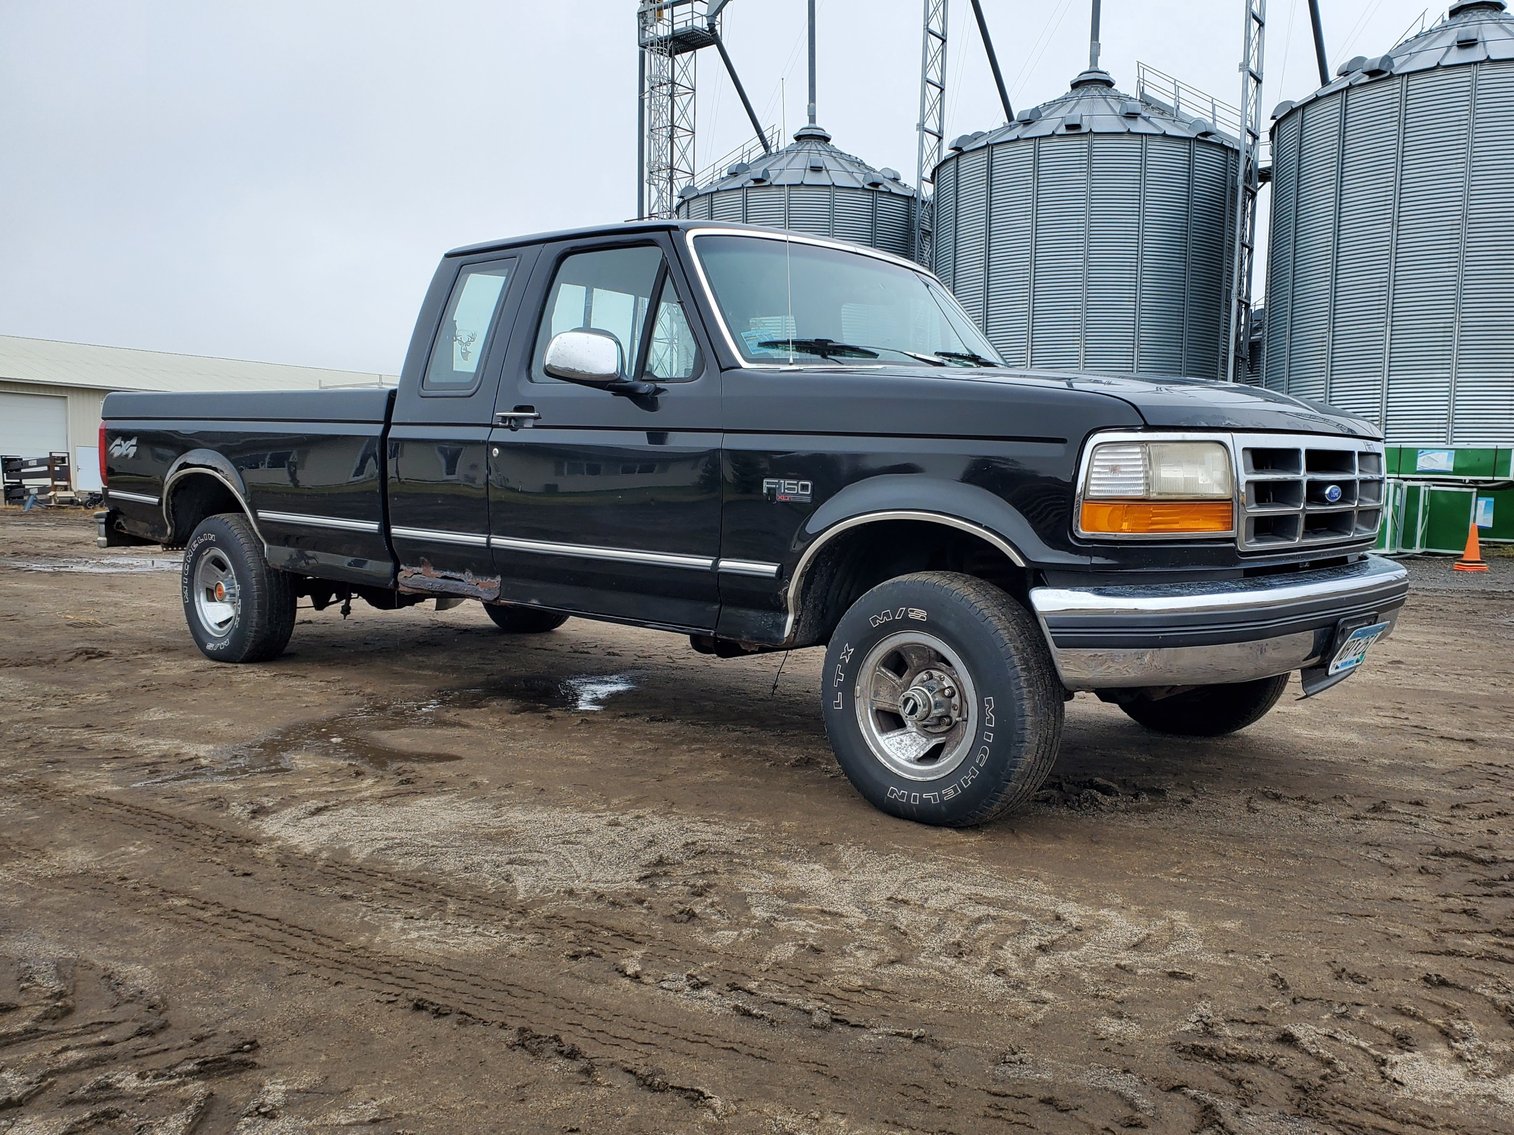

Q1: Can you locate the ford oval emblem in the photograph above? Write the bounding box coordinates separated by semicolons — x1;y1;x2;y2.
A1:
1324;484;1343;504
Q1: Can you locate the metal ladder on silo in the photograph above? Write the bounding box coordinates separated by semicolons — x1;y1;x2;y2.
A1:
1227;0;1267;384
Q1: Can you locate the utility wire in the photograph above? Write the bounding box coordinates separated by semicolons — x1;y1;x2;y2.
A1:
1339;0;1390;59
1277;0;1300;101
1010;0;1076;106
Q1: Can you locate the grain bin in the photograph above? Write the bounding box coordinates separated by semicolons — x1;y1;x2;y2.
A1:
1263;1;1514;444
674;124;919;260
931;68;1240;379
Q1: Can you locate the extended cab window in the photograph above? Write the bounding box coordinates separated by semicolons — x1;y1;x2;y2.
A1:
423;260;515;391
533;246;699;382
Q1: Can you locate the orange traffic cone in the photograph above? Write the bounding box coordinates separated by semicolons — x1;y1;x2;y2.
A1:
1453;523;1490;573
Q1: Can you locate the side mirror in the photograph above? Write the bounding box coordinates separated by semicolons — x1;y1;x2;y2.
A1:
543;329;664;398
543;328;623;386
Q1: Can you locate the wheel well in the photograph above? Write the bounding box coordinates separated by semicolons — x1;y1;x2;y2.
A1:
787;519;1032;647
164;471;250;549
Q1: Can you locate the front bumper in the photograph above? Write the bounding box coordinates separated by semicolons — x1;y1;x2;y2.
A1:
1030;555;1409;690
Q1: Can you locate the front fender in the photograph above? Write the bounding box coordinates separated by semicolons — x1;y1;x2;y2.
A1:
795;475;1086;572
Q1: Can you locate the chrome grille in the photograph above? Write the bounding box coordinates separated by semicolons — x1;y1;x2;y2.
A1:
1237;434;1384;552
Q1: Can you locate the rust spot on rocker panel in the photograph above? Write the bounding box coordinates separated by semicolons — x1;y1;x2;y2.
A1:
397;559;502;602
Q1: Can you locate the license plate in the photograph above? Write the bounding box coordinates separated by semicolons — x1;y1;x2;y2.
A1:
1327;621;1391;676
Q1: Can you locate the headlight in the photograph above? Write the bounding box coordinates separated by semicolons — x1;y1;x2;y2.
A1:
1079;439;1235;538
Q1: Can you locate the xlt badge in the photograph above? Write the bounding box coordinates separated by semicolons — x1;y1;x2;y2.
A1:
762;477;813;504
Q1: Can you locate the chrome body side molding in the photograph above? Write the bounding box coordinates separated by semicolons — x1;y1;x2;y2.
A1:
260;510;384;534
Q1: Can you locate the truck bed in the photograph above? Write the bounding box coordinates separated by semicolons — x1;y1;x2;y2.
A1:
102;386;397;587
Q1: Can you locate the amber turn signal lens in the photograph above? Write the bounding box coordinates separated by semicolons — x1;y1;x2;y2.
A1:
1080;500;1234;536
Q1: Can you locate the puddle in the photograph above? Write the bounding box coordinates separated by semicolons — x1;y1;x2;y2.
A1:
133;674;638;785
481;673;637;713
2;555;181;574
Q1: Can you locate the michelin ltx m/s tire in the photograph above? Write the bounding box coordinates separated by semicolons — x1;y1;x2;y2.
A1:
181;512;296;663
822;571;1064;827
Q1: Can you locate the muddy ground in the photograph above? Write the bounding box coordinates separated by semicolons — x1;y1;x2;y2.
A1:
0;508;1510;1134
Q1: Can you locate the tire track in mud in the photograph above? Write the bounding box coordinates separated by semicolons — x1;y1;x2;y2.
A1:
14;781;1514;1134
3;779;1132;1131
3;779;897;1032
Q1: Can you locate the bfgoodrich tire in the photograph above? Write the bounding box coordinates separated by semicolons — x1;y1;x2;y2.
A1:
180;513;296;663
482;604;569;634
821;571;1064;827
1117;675;1289;737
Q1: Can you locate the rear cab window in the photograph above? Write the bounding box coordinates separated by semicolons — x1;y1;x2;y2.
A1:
423;259;516;393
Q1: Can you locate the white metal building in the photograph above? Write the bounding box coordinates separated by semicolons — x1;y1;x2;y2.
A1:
0;336;396;491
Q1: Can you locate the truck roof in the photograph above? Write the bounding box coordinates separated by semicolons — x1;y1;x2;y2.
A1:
446;219;785;258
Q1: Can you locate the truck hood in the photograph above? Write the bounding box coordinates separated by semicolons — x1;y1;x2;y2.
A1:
961;370;1381;439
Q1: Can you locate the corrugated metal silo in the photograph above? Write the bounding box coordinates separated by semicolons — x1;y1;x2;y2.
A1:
1264;0;1514;444
931;68;1240;380
675;124;919;260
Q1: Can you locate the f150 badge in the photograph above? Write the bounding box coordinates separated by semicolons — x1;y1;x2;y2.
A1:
762;477;813;504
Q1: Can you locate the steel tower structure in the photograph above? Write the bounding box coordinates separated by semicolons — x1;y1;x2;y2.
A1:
1226;0;1266;383
913;0;949;262
637;0;771;220
638;2;712;220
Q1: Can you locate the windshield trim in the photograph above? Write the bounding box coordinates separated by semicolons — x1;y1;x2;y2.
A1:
683;227;978;371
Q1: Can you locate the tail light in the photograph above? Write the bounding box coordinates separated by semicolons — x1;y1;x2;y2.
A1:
98;421;108;488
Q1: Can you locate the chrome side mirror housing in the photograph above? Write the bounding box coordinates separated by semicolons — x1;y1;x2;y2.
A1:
543;329;624;386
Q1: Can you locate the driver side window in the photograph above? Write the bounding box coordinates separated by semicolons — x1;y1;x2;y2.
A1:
532;246;700;383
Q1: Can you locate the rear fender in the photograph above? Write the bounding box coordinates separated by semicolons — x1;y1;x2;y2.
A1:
163;451;260;543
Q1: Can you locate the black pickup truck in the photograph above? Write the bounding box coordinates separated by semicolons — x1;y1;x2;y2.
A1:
99;220;1408;826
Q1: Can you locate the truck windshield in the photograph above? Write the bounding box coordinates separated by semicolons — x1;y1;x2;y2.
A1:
691;233;1003;369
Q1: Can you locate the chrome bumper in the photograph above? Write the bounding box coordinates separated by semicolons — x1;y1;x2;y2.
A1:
1030;555;1409;690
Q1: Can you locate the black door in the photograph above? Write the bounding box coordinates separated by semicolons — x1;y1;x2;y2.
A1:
388;251;533;600
487;237;723;630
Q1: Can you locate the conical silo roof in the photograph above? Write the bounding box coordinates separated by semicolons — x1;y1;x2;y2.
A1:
944;68;1238;158
679;124;914;199
674;124;919;260
1274;0;1514;117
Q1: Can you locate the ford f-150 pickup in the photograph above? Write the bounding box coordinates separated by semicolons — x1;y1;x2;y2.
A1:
98;220;1409;826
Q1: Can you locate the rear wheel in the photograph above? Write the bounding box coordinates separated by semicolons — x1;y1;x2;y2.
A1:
821;571;1064;827
1117;674;1289;737
181;513;296;663
483;604;569;634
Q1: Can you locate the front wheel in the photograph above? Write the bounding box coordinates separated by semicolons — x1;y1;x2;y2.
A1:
180;512;296;663
1116;675;1289;737
821;572;1064;827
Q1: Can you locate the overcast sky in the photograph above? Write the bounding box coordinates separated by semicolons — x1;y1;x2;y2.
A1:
0;0;1448;374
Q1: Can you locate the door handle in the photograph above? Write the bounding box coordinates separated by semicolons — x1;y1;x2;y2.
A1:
494;408;541;432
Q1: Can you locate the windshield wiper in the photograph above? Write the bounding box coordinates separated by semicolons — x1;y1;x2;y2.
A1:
757;339;948;366
931;350;1000;368
757;338;880;360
